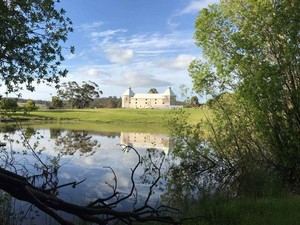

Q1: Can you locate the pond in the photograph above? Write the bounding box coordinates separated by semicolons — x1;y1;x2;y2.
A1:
0;122;171;225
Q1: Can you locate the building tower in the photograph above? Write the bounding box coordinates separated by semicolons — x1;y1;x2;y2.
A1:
122;87;135;108
163;86;176;106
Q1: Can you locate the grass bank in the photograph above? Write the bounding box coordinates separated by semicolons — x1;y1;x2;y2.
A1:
24;121;169;134
181;196;300;225
12;108;206;125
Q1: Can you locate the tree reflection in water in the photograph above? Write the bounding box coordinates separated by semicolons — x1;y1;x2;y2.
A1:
54;130;101;156
0;124;179;224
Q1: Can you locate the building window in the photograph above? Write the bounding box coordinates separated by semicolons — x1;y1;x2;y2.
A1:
145;102;147;104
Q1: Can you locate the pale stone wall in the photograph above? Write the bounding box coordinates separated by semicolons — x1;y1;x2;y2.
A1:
120;132;169;153
122;87;176;109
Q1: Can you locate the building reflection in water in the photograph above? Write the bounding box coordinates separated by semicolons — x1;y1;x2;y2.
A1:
120;132;169;154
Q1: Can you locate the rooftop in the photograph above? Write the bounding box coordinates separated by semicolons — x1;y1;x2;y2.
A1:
122;87;176;98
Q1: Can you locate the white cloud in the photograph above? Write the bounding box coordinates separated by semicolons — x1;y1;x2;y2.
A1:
157;54;196;70
103;71;171;87
167;18;179;30
90;29;127;38
89;29;195;61
77;21;104;31
121;32;192;51
104;46;134;64
181;0;219;14
68;66;112;83
84;67;103;77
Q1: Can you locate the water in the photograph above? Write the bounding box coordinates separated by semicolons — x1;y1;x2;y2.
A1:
0;123;170;225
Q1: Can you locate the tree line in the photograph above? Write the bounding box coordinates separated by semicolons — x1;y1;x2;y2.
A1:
49;81;121;109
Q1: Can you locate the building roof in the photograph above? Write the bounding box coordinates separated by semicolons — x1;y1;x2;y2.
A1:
163;86;176;96
122;87;135;97
122;87;176;98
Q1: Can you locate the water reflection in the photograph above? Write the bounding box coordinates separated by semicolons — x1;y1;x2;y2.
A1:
0;124;169;224
55;130;101;156
120;132;170;153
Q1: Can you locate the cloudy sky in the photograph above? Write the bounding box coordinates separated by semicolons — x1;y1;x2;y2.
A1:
11;0;219;100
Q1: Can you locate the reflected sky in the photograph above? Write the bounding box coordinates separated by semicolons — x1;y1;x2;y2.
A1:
0;125;170;224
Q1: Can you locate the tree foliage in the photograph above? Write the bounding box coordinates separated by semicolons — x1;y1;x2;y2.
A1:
24;99;38;114
189;0;300;188
0;0;74;93
50;96;63;109
56;81;102;109
0;98;19;112
90;96;122;108
148;88;158;94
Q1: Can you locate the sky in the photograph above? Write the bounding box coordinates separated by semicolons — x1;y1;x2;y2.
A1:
6;0;219;101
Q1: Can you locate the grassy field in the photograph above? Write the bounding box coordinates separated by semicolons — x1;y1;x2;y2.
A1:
11;108;206;125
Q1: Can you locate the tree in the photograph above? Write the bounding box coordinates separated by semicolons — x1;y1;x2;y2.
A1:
0;98;19;113
78;81;103;108
51;96;64;109
178;84;193;106
191;96;199;107
189;0;300;187
90;96;122;108
0;0;74;93
148;88;158;94
24;99;38;114
57;81;102;109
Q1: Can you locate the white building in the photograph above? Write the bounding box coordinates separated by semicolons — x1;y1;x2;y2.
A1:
120;132;169;153
122;87;177;109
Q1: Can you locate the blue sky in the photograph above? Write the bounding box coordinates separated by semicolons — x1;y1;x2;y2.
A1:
11;0;219;100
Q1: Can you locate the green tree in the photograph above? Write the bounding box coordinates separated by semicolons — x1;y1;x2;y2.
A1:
57;81;79;109
50;96;64;109
0;98;19;113
148;88;158;94
0;0;73;93
189;0;300;187
78;81;103;108
24;99;38;114
57;81;102;109
179;84;193;106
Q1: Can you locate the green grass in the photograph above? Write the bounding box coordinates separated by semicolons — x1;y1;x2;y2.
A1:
8;108;206;125
24;121;169;134
181;196;300;225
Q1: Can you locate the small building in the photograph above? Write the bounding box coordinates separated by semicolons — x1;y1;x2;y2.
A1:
122;87;177;109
